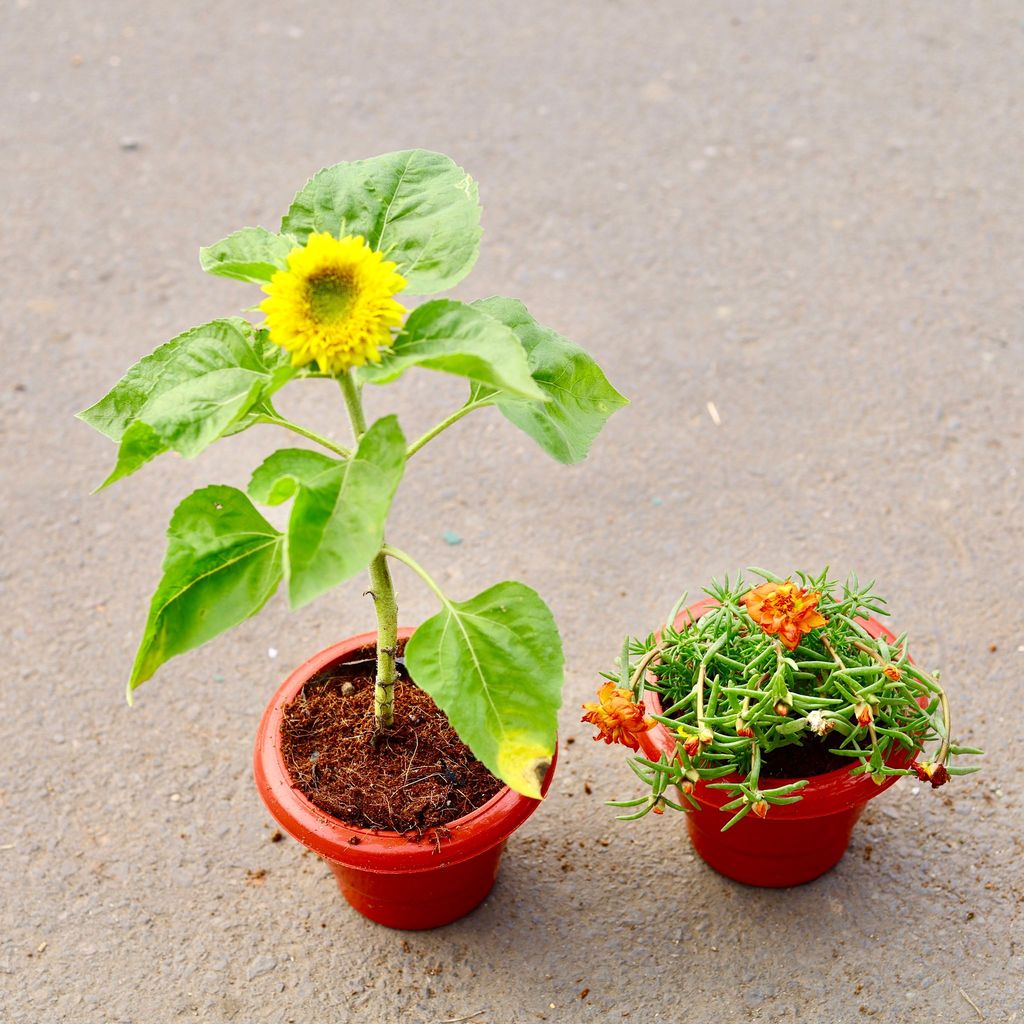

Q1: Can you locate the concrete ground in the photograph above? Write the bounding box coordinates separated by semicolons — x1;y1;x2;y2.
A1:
2;2;1022;1021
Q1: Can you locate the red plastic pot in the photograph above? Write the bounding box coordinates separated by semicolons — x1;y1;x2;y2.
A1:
254;628;556;929
638;599;920;888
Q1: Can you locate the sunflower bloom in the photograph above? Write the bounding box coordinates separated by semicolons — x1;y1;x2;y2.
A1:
741;580;828;651
581;682;655;751
260;232;406;374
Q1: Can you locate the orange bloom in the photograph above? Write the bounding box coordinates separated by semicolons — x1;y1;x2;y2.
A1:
883;663;902;682
741;580;828;651
581;682;655;751
855;701;874;726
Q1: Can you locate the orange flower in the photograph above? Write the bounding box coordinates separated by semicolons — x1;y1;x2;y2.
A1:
752;800;769;819
883;663;902;682
911;760;950;788
741;580;828;651
736;718;754;738
581;682;655;751
855;701;874;726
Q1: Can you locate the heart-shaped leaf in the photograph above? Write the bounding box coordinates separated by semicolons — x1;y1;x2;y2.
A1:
199;227;295;284
285;416;406;608
281;150;481;295
472;297;628;464
405;581;563;798
129;486;284;695
360;299;546;401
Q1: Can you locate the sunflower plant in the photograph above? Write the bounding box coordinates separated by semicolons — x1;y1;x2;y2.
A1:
79;150;627;799
585;569;981;828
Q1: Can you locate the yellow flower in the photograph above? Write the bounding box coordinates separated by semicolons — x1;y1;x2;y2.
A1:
260;232;406;374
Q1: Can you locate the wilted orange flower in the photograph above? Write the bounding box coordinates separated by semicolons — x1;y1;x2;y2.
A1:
752;800;769;819
911;760;950;788
883;663;902;681
581;682;655;751
736;718;754;738
741;580;828;651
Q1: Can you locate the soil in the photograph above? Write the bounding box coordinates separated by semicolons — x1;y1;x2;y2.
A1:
759;735;852;779
279;648;503;834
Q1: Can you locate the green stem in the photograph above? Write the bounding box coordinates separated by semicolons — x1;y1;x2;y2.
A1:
406;399;492;458
257;414;351;458
338;371;368;438
367;552;398;730
380;545;449;605
336;370;394;730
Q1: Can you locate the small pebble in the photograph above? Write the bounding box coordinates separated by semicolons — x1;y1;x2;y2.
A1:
340;682;355;697
442;529;462;546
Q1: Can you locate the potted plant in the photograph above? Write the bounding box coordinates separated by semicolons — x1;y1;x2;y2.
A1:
79;149;627;928
583;570;981;886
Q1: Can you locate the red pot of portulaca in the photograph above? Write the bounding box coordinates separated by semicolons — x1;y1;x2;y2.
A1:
585;572;980;888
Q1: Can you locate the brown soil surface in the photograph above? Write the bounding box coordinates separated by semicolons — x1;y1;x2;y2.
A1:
280;651;502;834
759;736;852;779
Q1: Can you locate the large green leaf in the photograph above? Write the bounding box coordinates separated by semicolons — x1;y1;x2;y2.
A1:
405;581;563;799
280;150;482;294
248;448;340;506
199;226;295;284
78;319;294;488
359;300;546;401
471;297;628;464
128;485;284;695
286;416;406;609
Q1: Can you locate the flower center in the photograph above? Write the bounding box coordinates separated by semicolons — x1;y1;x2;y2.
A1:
307;269;357;324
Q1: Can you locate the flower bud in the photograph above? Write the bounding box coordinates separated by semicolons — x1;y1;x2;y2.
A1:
736;718;755;738
883;663;901;681
752;800;769;819
774;701;790;717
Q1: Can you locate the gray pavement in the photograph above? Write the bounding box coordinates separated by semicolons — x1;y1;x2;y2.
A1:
2;2;1022;1021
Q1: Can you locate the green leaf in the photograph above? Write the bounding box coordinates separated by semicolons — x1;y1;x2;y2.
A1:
129;486;283;695
198;227;295;284
359;300;546;401
286;416;406;609
280;150;482;294
405;581;563;798
471;297;628;464
78;319;294;488
248;448;340;506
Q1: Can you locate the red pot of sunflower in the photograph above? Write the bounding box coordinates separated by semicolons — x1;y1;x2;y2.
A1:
584;571;979;887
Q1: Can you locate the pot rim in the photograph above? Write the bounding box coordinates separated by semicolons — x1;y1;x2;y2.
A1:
639;598;922;819
254;628;556;873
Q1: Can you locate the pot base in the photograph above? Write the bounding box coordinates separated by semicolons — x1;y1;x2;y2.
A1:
685;805;865;887
326;843;506;930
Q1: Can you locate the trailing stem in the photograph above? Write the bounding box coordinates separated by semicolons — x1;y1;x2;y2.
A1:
338;371;398;732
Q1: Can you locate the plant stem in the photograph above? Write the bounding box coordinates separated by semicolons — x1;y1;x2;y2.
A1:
628;643;664;694
380;545;450;605
338;371;368;437
367;552;398;730
257;414;351;458
336;370;395;731
406;399;492;458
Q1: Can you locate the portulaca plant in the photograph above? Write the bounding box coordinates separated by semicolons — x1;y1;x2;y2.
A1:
79;150;627;798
